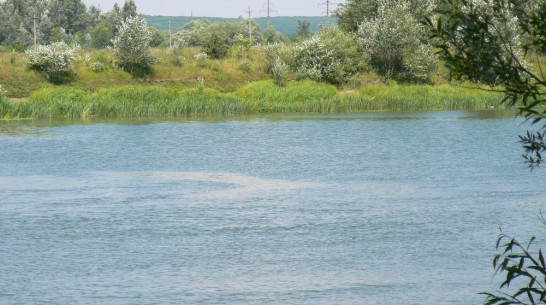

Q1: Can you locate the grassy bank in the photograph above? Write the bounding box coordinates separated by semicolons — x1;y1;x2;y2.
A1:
0;81;503;119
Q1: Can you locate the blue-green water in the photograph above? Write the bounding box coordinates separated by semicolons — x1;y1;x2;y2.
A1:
1;111;545;304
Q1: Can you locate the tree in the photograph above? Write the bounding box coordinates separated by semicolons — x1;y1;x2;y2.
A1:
121;0;137;22
335;0;380;32
427;1;546;304
47;0;90;35
427;0;546;166
201;23;234;59
112;16;155;75
335;0;435;33
296;20;312;39
358;0;437;82
90;21;112;49
104;3;123;36
148;27;166;47
0;0;48;47
263;26;286;44
87;5;102;29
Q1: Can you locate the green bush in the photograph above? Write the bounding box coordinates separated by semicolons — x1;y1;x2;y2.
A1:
293;26;368;84
261;43;293;74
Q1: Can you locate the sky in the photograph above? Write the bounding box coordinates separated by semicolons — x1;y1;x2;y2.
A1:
81;0;344;18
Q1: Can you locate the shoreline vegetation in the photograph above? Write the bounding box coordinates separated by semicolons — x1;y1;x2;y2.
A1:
0;80;503;119
0;1;542;120
0;47;505;120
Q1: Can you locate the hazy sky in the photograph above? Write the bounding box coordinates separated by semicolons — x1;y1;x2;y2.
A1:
81;0;343;18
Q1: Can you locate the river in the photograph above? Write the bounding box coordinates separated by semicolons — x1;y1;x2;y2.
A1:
1;111;545;304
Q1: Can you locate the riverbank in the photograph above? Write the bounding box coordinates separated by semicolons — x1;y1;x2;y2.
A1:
0;80;503;119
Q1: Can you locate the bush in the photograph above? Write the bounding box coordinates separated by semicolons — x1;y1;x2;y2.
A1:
357;0;437;82
0;84;6;98
25;42;79;84
271;58;289;85
293;26;367;84
261;43;292;74
112;16;156;76
87;61;104;73
194;52;208;67
238;59;252;72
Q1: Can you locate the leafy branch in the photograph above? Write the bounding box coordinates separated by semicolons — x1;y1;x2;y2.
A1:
481;230;546;305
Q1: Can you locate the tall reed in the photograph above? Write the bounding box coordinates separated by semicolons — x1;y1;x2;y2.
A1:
0;81;504;119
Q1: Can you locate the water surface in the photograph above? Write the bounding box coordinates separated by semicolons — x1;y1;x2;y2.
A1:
1;111;545;304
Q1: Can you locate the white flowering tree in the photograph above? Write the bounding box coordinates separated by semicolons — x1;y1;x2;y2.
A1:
358;0;437;82
112;16;155;76
25;41;79;83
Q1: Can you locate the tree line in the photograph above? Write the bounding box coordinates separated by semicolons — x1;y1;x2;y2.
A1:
0;0;159;49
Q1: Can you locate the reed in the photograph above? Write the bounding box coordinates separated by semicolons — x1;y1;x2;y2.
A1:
0;81;504;119
340;83;504;112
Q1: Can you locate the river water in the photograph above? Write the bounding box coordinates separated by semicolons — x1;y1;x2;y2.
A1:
1;111;545;304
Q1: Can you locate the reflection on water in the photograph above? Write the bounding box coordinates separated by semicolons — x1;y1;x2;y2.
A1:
1;111;544;305
0;109;519;136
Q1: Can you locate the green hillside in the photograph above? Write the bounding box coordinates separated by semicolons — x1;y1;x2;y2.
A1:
143;15;334;35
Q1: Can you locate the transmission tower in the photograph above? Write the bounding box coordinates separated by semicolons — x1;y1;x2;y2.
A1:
319;0;335;26
262;0;276;28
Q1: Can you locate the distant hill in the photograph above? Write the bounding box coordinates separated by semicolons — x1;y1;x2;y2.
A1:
143;15;336;36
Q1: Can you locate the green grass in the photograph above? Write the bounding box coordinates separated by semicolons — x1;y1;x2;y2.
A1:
0;81;504;119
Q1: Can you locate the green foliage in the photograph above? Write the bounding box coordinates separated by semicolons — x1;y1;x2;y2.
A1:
427;0;546;166
0;80;503;119
113;16;156;76
294;26;368;84
263;26;287;44
358;0;436;82
25;41;79;84
144;15;329;37
201;23;233;59
335;0;435;33
47;0;90;35
121;0;137;22
149;27;166;47
480;227;546;305
90;21;113;49
238;59;252;73
271;58;289;85
296;20;312;39
0;83;6;98
261;43;292;74
87;61;104;73
335;0;380;32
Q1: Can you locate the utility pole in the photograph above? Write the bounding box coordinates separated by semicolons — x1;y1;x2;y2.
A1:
33;14;38;50
247;5;252;40
168;20;172;48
